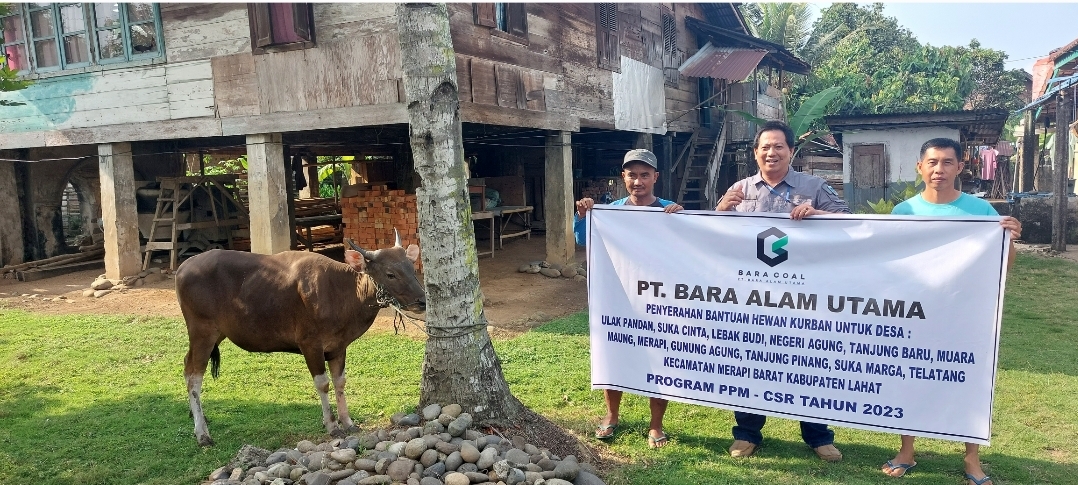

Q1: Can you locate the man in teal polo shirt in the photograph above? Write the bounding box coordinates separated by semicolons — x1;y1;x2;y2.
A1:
883;137;1021;485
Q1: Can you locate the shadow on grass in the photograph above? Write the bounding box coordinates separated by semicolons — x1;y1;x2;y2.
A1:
0;382;344;485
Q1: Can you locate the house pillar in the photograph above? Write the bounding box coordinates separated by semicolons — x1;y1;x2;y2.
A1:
660;134;674;200
97;142;142;278
633;132;654;151
544;131;575;265
1052;91;1072;252
1020;110;1036;192
246;133;291;254
0;160;24;267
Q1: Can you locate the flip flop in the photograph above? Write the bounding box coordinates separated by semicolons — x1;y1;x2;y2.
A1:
965;473;993;485
647;431;669;448
594;423;617;440
882;460;917;477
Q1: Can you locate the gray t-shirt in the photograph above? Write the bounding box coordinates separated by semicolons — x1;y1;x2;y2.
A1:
730;170;850;214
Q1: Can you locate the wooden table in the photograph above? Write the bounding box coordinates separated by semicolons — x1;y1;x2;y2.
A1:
471;211;495;257
295;214;343;251
492;205;533;249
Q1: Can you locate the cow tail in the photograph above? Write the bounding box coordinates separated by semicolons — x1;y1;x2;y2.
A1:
210;344;221;379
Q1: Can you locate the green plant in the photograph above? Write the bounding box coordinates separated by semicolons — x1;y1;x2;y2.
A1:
729;86;841;158
859;173;923;214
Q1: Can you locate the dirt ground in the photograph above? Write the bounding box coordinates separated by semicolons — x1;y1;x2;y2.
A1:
0;235;589;337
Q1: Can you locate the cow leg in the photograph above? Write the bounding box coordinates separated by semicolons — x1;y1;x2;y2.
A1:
184;338;217;447
328;353;355;432
303;352;339;436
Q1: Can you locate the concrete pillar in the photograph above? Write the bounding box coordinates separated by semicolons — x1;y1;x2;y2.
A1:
545;131;575;265
0;160;25;267
246;133;291;254
98;143;142;278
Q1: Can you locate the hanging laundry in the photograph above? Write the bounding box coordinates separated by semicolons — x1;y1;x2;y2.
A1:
980;147;998;181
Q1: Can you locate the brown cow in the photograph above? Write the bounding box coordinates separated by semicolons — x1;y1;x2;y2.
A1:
176;234;424;446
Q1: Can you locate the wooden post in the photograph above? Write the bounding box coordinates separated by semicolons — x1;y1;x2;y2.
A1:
97;143;142;278
633;132;654;151
246;133;291;254
1020;110;1036;192
1052;90;1071;252
0;160;24;267
661;134;674;199
545;131;574;266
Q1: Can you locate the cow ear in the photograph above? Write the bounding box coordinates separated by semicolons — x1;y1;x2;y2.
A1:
405;244;420;262
344;249;367;273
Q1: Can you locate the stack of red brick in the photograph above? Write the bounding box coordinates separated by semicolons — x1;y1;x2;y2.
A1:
341;185;419;261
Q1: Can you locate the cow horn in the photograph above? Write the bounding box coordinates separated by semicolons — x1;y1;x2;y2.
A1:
345;238;372;260
393;228;402;248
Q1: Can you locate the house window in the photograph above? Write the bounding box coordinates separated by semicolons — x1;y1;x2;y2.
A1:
0;3;162;73
595;3;619;71
2;11;30;71
661;10;679;87
474;3;526;40
248;3;313;53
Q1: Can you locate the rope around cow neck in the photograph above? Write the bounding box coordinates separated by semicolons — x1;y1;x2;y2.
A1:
374;283;488;339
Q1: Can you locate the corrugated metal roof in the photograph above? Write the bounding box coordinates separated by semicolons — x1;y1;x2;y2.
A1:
678;42;768;81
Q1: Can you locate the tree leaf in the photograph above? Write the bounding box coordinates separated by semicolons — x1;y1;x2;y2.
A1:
789;86;841;139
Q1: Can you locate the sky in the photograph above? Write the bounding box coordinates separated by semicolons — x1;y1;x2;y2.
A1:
808;2;1078;73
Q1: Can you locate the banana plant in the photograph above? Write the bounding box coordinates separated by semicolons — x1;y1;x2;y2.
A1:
729;86;842;158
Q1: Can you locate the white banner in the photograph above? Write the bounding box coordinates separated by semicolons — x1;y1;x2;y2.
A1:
587;206;1010;444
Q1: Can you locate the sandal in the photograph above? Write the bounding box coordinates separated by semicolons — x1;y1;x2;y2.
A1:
965;473;993;485
647;431;669;448
594;423;617;440
882;460;917;477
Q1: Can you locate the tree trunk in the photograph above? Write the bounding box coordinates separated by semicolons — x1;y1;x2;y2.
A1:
396;3;523;424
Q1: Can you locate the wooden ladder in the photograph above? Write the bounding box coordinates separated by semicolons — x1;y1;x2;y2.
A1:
142;179;188;271
675;126;718;210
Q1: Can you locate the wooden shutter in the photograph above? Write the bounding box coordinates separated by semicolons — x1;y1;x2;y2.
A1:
595;3;619;71
506;3;527;37
292;3;312;42
250;3;272;48
474;3;496;27
661;11;679;86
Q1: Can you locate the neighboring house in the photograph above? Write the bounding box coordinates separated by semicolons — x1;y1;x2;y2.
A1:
825;109;1009;210
1017;36;1077;192
0;3;806;276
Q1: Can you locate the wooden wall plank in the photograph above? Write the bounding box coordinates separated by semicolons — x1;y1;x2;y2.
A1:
470;59;498;106
161;3;251;62
221;103;408;136
459;102;578;132
212;53;260;117
495;64;521;108
456;55;473;103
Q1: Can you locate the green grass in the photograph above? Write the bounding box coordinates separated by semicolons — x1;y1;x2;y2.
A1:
1;253;1077;484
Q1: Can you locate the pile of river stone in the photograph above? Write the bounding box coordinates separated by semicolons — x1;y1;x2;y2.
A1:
82;268;169;298
517;261;586;282
204;403;605;485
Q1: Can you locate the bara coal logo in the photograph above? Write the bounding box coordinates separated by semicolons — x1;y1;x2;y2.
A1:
757;227;789;267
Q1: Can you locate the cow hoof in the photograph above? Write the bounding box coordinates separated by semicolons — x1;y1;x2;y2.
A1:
329;428;348;438
338;423;358;434
197;434;215;447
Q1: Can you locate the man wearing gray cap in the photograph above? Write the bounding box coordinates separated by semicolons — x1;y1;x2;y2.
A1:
716;120;849;462
574;148;682;448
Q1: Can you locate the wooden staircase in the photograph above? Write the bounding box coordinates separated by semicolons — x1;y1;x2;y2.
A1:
673;120;728;210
